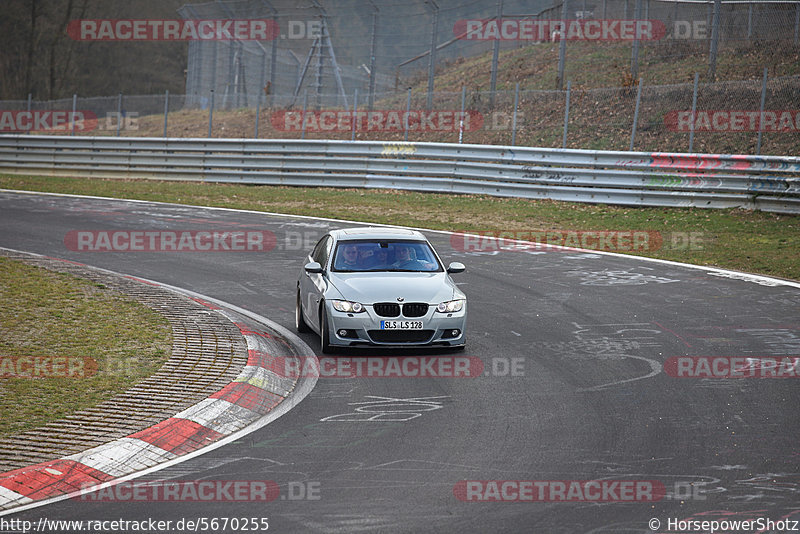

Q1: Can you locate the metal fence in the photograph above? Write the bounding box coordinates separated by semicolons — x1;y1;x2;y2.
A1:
0;135;797;213
172;0;800;109
2;73;797;156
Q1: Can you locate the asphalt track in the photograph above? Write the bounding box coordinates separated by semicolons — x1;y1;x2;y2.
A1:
1;190;799;533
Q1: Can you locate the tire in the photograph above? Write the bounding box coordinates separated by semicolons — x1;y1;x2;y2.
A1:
295;288;311;333
319;304;334;354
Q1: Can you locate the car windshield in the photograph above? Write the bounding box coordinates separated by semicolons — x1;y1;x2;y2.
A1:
331;240;443;272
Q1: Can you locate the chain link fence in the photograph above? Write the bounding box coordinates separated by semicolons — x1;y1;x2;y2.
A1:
167;0;800;109
539;0;800;82
3;72;797;156
2;0;798;155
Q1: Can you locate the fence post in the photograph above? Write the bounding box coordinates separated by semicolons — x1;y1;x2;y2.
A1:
459;85;466;144
116;93;122;137
368;4;378;111
489;0;503;109
562;80;571;148
426;1;440;111
226;41;235;109
163;90;169;138
267;3;277;109
708;0;721;81
556;0;568;90
301;90;308;140
747;2;753;40
26;93;31;135
756;67;768;155
254;99;260;139
689;72;699;152
71;94;77;136
351;89;358;141
259;48;267;108
210;41;218;102
631;0;642;81
208;90;214;138
630;78;643;151
404;88;411;142
795;3;799;45
511;82;520;146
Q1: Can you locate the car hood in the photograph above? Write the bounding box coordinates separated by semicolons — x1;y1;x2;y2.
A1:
327;271;459;304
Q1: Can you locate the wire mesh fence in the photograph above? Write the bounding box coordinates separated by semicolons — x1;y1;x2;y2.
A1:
3;73;797;156
167;0;800;109
3;0;799;155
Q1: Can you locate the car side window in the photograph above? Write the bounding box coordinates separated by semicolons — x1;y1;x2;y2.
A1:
311;236;332;268
320;237;333;268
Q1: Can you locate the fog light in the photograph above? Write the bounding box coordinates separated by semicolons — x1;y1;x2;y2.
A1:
443;329;461;339
451;329;460;337
336;329;358;339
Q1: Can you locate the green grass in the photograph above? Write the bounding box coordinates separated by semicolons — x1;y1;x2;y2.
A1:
0;256;172;436
1;174;798;281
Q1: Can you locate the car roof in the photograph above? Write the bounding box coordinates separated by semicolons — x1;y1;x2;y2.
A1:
331;227;427;242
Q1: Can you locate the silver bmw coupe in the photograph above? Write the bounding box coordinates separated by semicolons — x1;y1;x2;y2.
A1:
296;227;467;353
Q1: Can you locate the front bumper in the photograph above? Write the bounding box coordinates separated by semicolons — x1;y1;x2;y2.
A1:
325;302;467;348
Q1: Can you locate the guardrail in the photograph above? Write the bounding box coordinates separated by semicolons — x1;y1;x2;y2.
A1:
1;135;798;213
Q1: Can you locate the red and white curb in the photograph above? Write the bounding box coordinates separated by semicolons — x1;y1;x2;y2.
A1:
0;258;317;514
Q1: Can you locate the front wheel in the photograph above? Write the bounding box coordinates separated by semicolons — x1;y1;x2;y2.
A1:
319;305;334;354
295;288;311;333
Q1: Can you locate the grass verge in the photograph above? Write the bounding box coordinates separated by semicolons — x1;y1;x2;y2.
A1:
1;174;798;281
0;256;172;437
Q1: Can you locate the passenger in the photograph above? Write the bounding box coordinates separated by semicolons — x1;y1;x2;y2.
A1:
374;248;390;268
358;247;379;269
392;244;433;270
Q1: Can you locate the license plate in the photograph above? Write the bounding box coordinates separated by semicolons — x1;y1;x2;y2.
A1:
380;320;423;330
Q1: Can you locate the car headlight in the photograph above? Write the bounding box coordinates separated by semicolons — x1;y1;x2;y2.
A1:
436;299;464;313
331;300;365;313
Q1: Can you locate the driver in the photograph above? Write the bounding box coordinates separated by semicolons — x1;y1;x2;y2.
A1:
391;244;433;270
338;243;360;269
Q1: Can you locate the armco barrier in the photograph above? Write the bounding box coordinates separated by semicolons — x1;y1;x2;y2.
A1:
0;135;798;213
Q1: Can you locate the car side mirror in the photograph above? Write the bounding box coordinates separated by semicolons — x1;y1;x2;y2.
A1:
447;262;465;274
305;261;324;274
